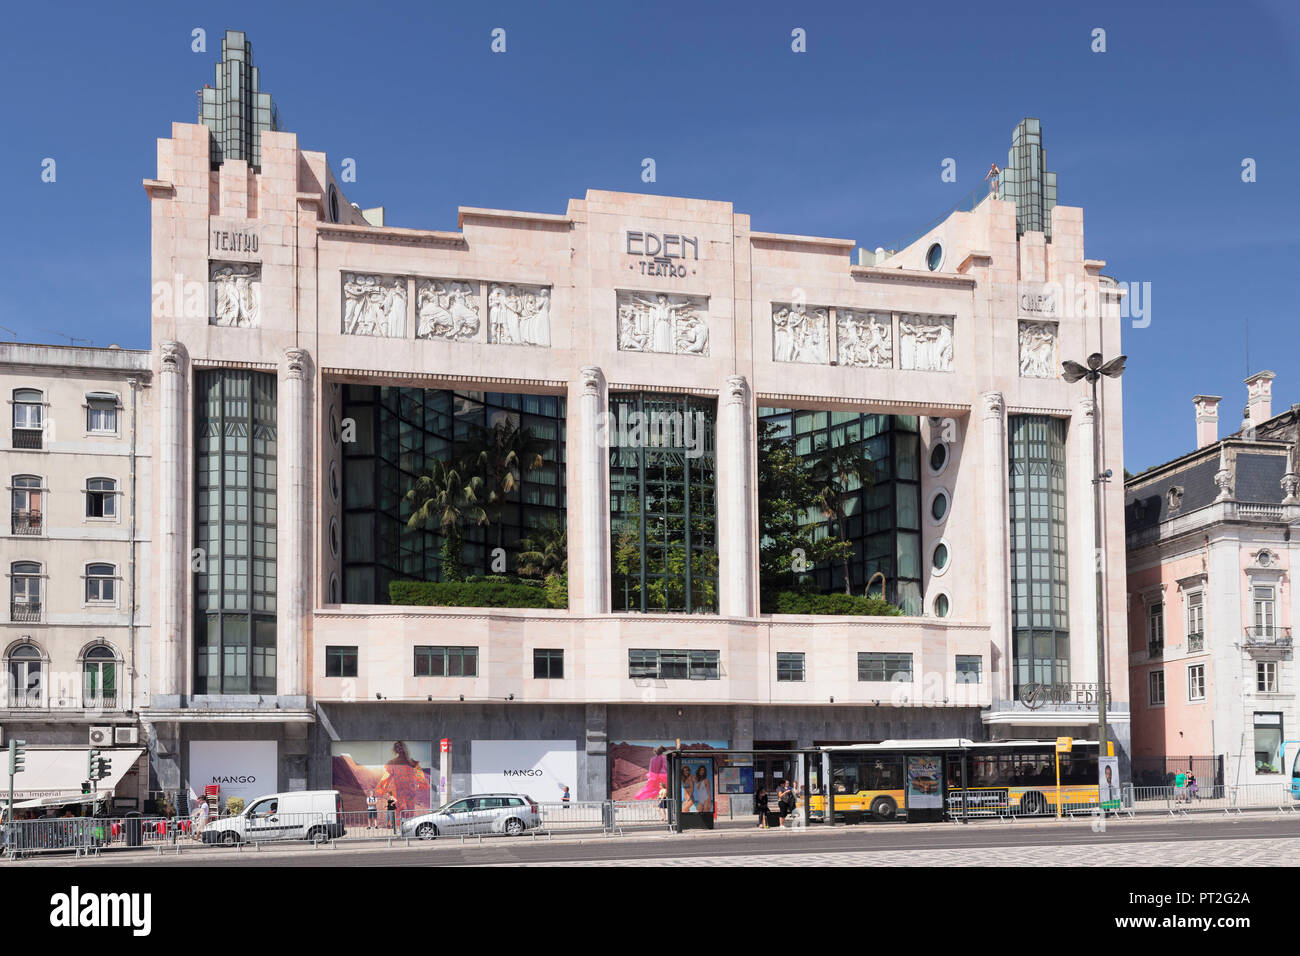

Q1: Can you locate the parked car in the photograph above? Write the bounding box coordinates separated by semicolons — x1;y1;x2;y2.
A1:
201;790;345;845
400;794;540;839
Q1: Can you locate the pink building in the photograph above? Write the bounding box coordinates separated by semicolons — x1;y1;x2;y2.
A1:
1126;372;1299;787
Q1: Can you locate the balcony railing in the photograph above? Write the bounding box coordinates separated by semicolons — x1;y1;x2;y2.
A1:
5;691;119;711
1243;626;1293;647
10;511;42;536
1187;632;1205;653
10;601;41;622
12;428;42;450
1148;641;1164;659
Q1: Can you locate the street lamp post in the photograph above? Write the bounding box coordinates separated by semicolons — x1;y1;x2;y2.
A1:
1061;352;1125;761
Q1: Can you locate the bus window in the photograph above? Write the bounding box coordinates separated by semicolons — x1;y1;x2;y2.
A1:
832;761;859;794
863;757;903;791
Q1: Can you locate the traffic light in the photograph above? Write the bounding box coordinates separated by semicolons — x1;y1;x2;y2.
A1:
81;780;91;795
87;749;109;783
7;739;25;775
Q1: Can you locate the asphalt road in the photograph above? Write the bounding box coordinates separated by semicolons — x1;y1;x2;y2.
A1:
11;813;1300;867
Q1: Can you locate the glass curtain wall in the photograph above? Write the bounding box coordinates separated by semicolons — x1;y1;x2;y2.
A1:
194;370;277;694
341;385;566;603
609;392;718;613
757;409;921;613
1008;414;1070;692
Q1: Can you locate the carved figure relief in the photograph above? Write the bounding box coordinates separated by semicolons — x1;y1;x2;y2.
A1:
488;284;551;347
417;279;481;341
343;274;407;337
210;262;261;328
1018;321;1058;378
772;303;830;364
617;291;709;355
898;314;954;371
836;310;892;368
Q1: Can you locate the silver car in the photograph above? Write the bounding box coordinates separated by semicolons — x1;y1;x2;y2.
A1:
400;793;540;839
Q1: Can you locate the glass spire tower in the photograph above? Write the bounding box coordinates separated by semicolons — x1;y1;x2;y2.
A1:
199;30;281;170
998;118;1058;239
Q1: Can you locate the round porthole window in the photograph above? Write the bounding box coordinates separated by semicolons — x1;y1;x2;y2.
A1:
930;490;949;523
329;461;340;503
329;184;340;224
329;574;339;604
329;517;340;558
929;442;948;474
926;242;943;271
329;410;340;447
934;593;950;618
933;542;949;572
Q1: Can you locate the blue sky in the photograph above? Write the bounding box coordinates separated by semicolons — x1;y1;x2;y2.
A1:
0;0;1296;471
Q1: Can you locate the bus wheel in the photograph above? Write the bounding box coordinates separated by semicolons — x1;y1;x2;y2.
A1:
1020;792;1047;816
870;797;897;821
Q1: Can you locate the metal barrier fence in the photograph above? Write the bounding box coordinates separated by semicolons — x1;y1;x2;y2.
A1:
4;815;183;857
1129;782;1296;815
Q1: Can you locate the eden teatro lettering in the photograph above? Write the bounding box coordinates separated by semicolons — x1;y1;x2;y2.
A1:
626;230;698;277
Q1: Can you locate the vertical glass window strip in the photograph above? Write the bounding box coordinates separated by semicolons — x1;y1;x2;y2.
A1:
1008;415;1069;694
194;370;277;694
609;392;717;614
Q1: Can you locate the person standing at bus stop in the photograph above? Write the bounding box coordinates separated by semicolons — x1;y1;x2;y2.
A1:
777;780;795;826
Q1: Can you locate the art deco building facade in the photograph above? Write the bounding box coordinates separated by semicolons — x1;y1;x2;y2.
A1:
140;37;1129;803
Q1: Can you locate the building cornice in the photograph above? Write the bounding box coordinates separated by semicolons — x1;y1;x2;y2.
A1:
848;265;977;288
749;231;856;250
457;206;573;229
318;221;467;246
754;392;968;414
320;368;567;392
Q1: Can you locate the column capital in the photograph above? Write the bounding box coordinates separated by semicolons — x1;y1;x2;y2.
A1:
1078;396;1097;424
284;347;310;380
724;375;748;405
160;340;187;374
579;365;604;396
980;390;1004;421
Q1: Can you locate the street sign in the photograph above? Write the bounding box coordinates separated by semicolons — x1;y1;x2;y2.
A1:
1055;737;1073;753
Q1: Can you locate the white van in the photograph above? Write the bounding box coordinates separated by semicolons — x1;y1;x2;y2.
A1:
201;790;345;846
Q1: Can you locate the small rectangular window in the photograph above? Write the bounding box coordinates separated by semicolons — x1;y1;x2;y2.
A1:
1148;670;1165;706
857;652;913;683
776;652;804;682
533;648;564;680
627;648;719;680
87;401;117;433
956;655;982;684
414;646;478;678
326;645;357;678
1253;712;1283;774
1256;660;1277;693
1187;663;1205;701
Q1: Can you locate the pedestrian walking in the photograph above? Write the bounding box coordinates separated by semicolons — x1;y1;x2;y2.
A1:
561;785;571;808
657;784;668;822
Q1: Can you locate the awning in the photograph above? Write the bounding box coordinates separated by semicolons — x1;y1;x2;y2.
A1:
14;793;105;810
0;748;143;801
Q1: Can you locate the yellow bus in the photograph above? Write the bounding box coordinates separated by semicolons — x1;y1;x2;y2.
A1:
807;739;1102;822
